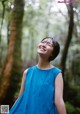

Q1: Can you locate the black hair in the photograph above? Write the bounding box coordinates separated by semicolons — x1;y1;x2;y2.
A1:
41;37;60;61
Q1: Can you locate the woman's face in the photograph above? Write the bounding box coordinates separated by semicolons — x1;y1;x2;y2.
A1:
37;38;53;60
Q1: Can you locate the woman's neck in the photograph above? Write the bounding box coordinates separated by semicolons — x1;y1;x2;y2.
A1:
37;58;51;69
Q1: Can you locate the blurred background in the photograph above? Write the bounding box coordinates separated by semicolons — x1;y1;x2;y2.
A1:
0;0;80;113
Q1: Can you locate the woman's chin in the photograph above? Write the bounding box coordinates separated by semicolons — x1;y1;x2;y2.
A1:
37;50;46;55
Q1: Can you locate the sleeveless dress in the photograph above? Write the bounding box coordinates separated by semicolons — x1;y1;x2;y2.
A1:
8;65;62;114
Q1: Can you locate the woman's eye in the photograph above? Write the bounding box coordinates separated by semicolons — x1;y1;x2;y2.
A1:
47;42;51;46
41;41;52;47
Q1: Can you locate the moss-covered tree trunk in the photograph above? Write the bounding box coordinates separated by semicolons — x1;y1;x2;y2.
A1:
0;0;24;107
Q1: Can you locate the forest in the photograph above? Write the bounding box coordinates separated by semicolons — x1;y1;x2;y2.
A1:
0;0;80;114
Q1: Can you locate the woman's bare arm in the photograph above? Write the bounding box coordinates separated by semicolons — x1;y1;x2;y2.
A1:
55;73;67;114
19;69;28;96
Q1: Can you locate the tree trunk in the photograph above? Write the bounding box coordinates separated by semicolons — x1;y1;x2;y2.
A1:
0;0;6;75
0;0;24;107
60;3;74;76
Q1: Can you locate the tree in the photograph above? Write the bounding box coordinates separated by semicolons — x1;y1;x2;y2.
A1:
60;3;74;76
0;0;24;107
0;0;6;74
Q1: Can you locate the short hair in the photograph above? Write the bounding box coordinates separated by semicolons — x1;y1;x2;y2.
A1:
41;37;60;61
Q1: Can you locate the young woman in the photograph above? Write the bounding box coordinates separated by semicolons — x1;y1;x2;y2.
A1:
8;37;67;114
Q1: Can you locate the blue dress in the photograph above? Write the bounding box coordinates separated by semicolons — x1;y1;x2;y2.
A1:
8;65;62;114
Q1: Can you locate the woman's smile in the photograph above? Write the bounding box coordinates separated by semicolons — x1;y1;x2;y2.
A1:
38;44;47;54
39;46;46;51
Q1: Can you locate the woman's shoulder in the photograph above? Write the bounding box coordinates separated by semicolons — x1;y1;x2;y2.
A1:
50;64;62;72
51;65;62;73
24;65;36;73
54;66;62;72
23;68;29;75
52;66;63;79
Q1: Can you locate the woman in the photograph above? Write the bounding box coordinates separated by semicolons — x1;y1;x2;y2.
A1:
8;37;67;114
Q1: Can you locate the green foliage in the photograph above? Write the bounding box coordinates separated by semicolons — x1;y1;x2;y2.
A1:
75;107;80;114
65;102;80;114
75;92;80;106
65;102;75;114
